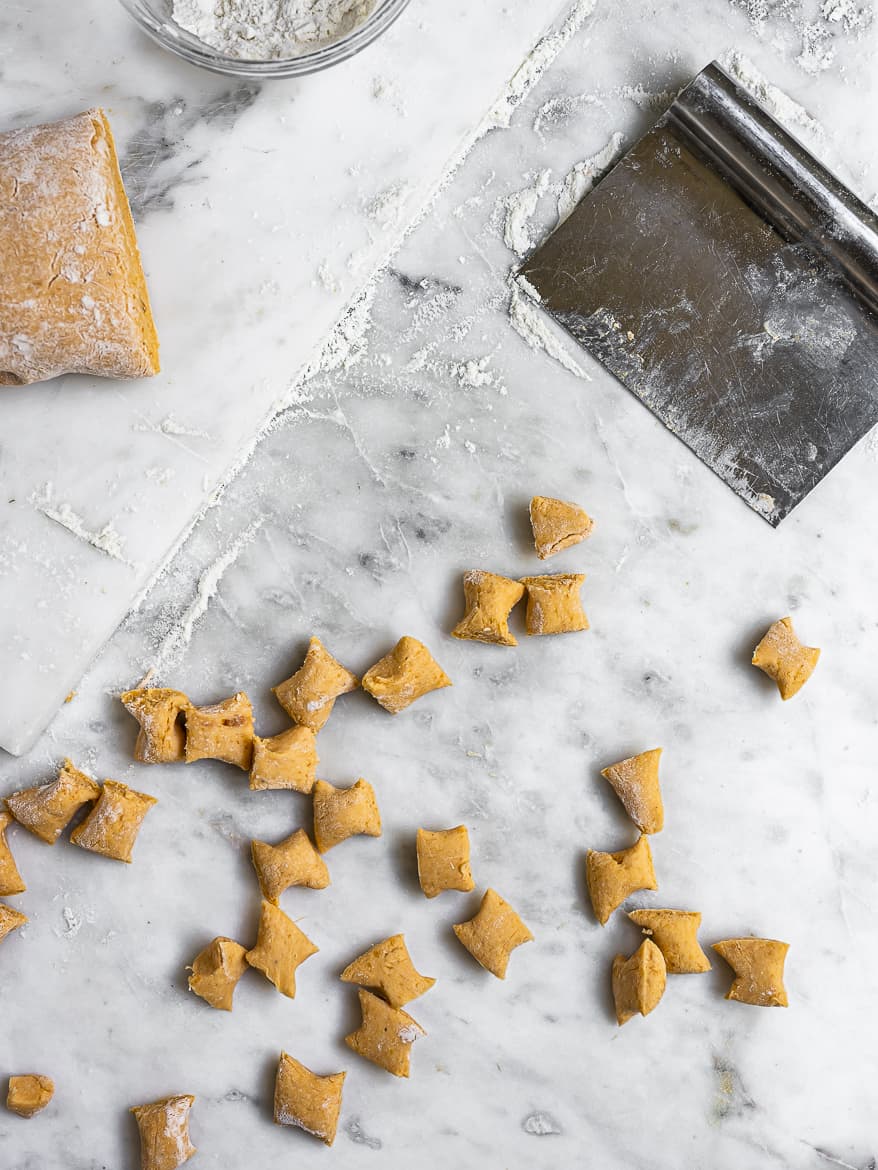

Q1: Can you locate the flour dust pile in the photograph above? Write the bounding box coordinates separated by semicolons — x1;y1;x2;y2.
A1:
173;0;377;59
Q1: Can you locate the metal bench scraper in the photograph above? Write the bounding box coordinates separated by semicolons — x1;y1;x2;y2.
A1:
518;61;878;525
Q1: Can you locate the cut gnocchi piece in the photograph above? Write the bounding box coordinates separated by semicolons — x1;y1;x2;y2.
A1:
628;908;710;974
451;570;525;646
121;687;191;764
0;902;27;944
586;835;657;925
612;938;667;1026
273;636;359;732
752;617;820;700
0;810;26;896
345;988;426;1078
312;779;381;854
713;937;789;1007
131;1094;196;1170
6;1075;54;1118
530;494;594;559
600;748;664;834
185;692;254;770
251;829;330;902
249;725;318;793
70;780;157;863
453;888;533;979
361;636;451;714
274;1052;345;1147
519;573;588;635
6;759;100;845
340;934;435;1009
245;900;318;999
187;936;249;1011
416;825;474;899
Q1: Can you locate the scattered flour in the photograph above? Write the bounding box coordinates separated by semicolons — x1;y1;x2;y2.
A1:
508;284;590;380
303;281;376;378
556;131;626;224
172;0;377;60
33;484;133;566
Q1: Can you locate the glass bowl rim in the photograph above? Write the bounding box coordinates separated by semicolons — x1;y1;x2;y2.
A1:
117;0;412;78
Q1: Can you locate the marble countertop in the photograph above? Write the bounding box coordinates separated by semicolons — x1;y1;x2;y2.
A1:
3;1;878;1168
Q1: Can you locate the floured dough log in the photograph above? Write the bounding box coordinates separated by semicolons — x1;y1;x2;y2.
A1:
130;1095;196;1170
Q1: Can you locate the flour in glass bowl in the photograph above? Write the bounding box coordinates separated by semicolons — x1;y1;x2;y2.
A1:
172;0;378;59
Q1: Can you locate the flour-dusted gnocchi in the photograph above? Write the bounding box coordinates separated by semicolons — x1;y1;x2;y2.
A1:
340;934;435;1009
249;725;318;793
345;988;426;1078
273;636;359;732
0;902;27;945
121;687;191;764
519;573;588;635
361;636;451;714
600;748;664;834
451;570;525;646
6;759;100;845
6;1075;54;1118
312;779;381;854
453;888;533;979
752;617;820;700
628;909;711;974
713;937;789;1007
586;835;657;925
130;1095;196;1170
185;692;254;770
245;900;319;999
612;938;667;1026
274;1052;346;1147
0;810;25;896
251;829;330;902
529;495;594;560
70;780;157;863
416;825;474;899
187;937;249;1012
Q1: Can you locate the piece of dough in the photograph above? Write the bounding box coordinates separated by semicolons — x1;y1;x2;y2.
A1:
251;829;330;902
245;900;319;999
345;988;425;1078
612;939;667;1026
274;1052;345;1147
0;809;26;895
0;902;27;944
453;888;533;979
273;636;359;732
6;1075;54;1118
752;617;820;700
529;495;594;559
184;692;254;770
70;779;157;863
312;778;381;853
6;759;100;845
361;636;451;714
519;573;588;635
416;825;474;898
187;936;249;1011
0;109;159;386
586;836;657;925
628;909;711;974
340;934;435;1009
121;688;190;764
713;937;789;1007
249;725;318;792
130;1095;196;1170
451;570;525;646
600;748;664;834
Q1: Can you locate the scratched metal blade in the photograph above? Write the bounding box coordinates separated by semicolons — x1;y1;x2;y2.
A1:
519;61;878;525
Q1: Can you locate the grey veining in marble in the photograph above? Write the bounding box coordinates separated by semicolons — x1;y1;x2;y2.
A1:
2;1;878;1168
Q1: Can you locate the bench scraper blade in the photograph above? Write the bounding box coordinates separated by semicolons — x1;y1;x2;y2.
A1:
518;61;878;526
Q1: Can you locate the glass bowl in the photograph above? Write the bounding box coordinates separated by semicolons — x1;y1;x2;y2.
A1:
118;0;411;78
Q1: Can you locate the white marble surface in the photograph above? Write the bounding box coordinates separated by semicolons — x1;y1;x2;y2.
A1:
0;0;579;756
3;0;878;1167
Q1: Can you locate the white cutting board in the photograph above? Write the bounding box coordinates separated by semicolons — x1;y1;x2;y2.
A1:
0;0;588;755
